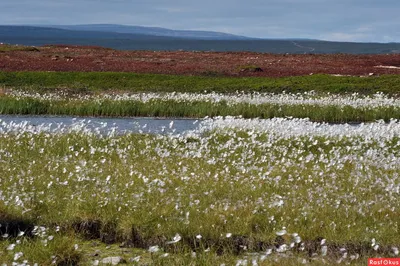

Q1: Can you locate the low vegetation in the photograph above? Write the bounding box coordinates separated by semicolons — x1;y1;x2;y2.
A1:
1;90;399;122
1;71;400;94
1;67;400;265
0;44;39;52
0;118;399;264
1;71;400;122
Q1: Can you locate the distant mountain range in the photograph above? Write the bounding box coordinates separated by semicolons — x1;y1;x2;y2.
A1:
44;24;253;40
1;24;400;54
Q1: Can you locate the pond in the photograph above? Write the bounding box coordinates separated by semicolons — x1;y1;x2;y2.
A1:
0;115;371;137
0;115;200;134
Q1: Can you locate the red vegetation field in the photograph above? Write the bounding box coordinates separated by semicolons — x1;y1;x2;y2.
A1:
1;44;400;77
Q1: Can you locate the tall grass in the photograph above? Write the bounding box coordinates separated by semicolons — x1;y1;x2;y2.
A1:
0;96;399;122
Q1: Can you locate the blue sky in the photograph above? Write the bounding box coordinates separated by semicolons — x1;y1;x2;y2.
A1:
1;0;399;42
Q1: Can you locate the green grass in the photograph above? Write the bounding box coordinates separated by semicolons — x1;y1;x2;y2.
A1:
2;71;400;121
0;44;40;52
1;69;400;264
0;96;399;123
0;237;371;265
2;71;400;94
0;128;399;264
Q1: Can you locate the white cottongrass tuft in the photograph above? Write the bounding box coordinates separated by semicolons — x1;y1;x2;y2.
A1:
276;227;287;236
166;233;182;244
148;245;160;253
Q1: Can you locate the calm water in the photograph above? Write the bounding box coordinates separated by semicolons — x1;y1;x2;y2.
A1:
0;115;366;136
0;115;200;134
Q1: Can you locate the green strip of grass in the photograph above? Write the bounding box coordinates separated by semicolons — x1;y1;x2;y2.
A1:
0;131;399;263
1;97;399;122
0;44;40;52
1;71;400;94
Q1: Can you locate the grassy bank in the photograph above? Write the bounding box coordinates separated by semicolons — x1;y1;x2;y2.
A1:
0;44;40;52
1;96;399;122
2;71;400;121
0;118;399;264
2;71;400;94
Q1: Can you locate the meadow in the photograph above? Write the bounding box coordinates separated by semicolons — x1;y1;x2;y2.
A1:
2;71;400;122
1;117;400;265
1;69;400;265
2;72;400;95
1;89;400;123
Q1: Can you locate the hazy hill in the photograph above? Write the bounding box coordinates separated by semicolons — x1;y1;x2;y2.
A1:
1;25;400;54
0;25;180;40
46;24;251;40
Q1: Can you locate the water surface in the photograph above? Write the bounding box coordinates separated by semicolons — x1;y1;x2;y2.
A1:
0;115;200;134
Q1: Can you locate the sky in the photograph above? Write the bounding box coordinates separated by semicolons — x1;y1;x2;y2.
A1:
1;0;399;43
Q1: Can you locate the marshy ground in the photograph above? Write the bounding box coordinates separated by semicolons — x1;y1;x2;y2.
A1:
1;44;400;265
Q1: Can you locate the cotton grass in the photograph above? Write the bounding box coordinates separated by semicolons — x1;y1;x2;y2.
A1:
0;117;399;264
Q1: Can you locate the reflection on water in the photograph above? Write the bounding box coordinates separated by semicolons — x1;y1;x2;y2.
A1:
0;115;369;137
